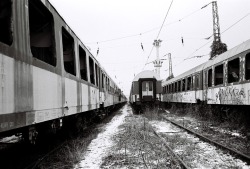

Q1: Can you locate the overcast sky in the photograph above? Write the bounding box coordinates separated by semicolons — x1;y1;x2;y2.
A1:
49;0;250;96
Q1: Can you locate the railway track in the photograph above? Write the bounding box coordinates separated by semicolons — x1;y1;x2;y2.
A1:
151;127;190;169
159;114;250;166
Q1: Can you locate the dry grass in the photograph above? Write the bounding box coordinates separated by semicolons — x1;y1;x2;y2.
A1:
37;128;100;169
101;114;182;169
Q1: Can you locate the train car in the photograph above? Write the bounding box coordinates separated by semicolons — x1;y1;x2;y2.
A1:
0;0;126;143
162;39;250;106
162;63;205;104
130;70;162;112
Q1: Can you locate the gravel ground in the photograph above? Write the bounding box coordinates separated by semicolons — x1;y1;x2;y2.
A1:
165;110;250;157
73;104;250;168
150;119;250;168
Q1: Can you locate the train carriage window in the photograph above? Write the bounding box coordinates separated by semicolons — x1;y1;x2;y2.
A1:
192;75;195;89
182;79;185;91
215;64;224;85
89;57;95;85
102;73;105;89
204;71;207;88
108;78;110;91
95;64;99;87
178;81;181;92
106;77;108;90
149;81;153;91
208;69;212;87
62;28;75;75
29;0;56;66
0;0;13;45
245;53;250;80
142;81;146;91
187;77;191;90
79;46;88;81
195;74;199;90
228;58;240;83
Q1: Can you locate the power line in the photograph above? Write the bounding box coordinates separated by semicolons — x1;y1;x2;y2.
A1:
156;0;174;39
143;0;174;71
221;12;250;34
170;12;250;69
143;46;154;70
85;3;205;45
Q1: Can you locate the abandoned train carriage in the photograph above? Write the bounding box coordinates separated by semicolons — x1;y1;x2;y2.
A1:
0;0;126;142
130;70;162;112
162;39;250;106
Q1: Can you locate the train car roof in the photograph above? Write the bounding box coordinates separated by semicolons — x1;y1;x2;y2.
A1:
203;39;250;69
162;39;250;86
133;70;161;81
162;63;206;86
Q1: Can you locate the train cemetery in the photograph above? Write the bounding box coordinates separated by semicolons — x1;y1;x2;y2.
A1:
1;104;248;168
1;0;250;168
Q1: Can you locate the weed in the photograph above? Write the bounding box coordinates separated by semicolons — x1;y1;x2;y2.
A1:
101;115;182;168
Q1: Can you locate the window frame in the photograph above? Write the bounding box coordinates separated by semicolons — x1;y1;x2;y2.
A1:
29;0;56;67
228;57;240;83
79;45;88;81
245;53;250;80
0;0;13;46
208;68;212;87
62;27;76;76
214;63;224;86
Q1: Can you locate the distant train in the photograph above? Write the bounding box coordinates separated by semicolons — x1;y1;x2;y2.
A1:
162;39;250;106
0;0;126;143
129;70;162;112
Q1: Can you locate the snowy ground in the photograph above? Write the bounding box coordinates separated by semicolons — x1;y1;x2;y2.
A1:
150;120;250;169
73;105;250;169
75;104;131;169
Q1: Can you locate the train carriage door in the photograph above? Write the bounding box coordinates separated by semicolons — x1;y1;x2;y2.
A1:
142;81;153;100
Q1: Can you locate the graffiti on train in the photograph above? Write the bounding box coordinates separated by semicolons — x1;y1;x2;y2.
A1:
164;92;194;103
216;87;246;105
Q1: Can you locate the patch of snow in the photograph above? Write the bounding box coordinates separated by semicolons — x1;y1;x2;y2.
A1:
0;135;20;143
231;132;240;137
75;105;130;169
165;110;170;114
150;119;250;169
150;120;180;133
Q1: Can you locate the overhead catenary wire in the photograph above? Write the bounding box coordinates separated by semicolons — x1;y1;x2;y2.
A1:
143;0;174;70
155;0;174;40
184;12;250;61
169;12;250;71
85;3;205;45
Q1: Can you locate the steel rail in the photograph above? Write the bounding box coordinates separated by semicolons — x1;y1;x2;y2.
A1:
151;127;190;169
160;115;250;165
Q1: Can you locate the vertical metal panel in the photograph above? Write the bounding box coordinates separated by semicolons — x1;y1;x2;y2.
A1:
81;83;89;112
65;78;77;115
156;81;162;93
132;81;139;94
33;66;62;110
0;54;14;114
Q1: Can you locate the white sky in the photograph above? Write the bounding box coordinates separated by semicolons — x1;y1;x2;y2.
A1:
48;0;250;96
